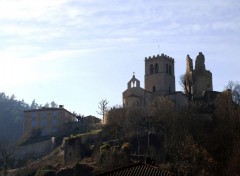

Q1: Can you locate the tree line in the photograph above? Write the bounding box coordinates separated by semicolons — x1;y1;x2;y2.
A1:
100;81;240;175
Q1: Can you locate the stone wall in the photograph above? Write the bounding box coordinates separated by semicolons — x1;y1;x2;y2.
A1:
193;70;213;98
15;137;55;161
63;133;99;164
122;86;145;108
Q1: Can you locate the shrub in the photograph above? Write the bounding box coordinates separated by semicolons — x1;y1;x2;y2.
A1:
14;167;36;176
35;169;56;176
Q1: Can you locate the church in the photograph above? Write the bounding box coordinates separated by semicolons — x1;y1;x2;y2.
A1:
122;52;215;110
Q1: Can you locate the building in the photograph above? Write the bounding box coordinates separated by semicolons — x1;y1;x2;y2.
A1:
122;52;216;111
123;53;188;110
23;105;76;138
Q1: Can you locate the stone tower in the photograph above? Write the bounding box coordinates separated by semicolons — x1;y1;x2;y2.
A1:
192;52;213;98
184;52;213;98
184;55;193;96
144;54;175;95
122;73;145;108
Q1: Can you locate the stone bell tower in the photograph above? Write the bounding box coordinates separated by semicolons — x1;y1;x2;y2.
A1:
122;73;145;108
144;54;175;95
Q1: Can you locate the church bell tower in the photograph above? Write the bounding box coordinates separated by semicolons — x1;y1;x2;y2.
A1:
144;54;175;95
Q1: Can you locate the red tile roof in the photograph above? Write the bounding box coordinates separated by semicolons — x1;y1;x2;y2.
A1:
96;162;175;176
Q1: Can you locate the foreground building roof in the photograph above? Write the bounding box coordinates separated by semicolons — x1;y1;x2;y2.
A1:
96;162;175;176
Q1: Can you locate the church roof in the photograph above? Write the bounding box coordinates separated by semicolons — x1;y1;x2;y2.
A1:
125;94;140;98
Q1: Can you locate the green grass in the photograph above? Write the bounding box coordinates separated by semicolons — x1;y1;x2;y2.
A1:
65;130;102;140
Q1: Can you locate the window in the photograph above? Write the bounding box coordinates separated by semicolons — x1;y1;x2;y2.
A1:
41;116;47;127
41;128;46;136
41;112;47;128
150;64;154;74
153;86;156;92
32;112;37;127
169;65;172;75
52;111;57;117
155;63;159;73
52;124;57;133
169;86;171;93
41;111;47;118
52;111;57;125
166;64;168;73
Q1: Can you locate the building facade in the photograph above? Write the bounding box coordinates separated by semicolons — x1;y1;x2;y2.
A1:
23;105;76;138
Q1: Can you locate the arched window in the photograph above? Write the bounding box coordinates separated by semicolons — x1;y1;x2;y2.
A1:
166;64;168;73
155;63;159;73
169;65;172;75
169;86;171;93
153;86;156;92
150;64;154;74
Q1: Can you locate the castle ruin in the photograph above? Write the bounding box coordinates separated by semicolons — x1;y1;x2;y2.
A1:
184;52;213;99
122;52;214;109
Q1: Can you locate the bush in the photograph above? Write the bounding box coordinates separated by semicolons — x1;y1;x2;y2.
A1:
35;169;56;176
14;167;36;176
73;163;94;176
121;142;131;154
57;167;73;176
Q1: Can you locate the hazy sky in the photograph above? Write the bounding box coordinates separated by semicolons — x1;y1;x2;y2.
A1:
0;0;239;118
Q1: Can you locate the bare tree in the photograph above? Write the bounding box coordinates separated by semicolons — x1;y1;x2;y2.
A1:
76;114;84;122
97;99;109;123
0;142;15;176
225;81;240;105
180;74;193;102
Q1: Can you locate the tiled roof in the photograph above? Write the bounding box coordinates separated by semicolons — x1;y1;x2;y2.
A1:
24;107;76;117
96;162;175;176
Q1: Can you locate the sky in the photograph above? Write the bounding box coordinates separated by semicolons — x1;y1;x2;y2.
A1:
0;0;240;118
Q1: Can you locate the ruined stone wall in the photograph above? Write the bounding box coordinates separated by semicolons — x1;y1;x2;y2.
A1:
15;138;55;161
192;52;213;98
184;52;213;98
63;133;98;164
184;55;194;96
193;70;213;97
64;137;83;164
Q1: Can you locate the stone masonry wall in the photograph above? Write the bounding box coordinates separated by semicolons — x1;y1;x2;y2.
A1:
15;138;55;161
